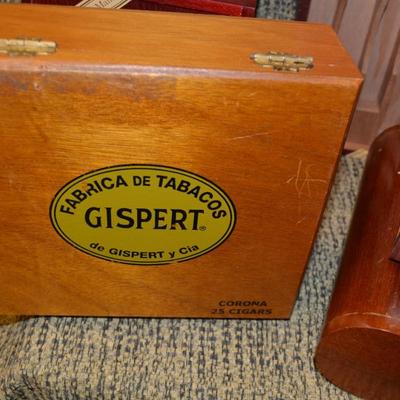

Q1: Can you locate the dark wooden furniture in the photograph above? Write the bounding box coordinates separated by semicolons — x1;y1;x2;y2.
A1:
315;125;400;400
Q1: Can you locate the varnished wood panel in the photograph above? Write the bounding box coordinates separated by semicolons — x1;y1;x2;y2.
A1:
315;126;400;399
308;0;339;25
0;5;362;318
0;5;360;79
308;0;400;149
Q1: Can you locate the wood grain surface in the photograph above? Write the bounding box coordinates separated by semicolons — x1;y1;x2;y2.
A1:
0;5;361;79
315;126;400;399
0;5;361;318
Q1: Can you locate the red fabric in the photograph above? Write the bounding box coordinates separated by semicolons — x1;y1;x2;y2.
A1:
21;0;256;17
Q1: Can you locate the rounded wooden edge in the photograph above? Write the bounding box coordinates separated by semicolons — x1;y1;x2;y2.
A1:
371;124;400;146
315;314;400;400
315;126;400;399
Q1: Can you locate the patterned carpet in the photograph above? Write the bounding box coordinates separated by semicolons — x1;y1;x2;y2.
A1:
257;0;297;19
0;152;366;399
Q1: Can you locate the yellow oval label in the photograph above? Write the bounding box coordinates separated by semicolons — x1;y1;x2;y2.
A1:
50;165;236;265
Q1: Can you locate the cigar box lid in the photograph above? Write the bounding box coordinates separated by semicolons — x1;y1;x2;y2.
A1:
0;4;361;82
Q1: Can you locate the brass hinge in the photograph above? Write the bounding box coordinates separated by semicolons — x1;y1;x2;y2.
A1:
0;38;57;56
250;51;314;72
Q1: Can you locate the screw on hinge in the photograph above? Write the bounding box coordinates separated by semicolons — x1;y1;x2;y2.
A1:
250;51;313;72
0;38;57;56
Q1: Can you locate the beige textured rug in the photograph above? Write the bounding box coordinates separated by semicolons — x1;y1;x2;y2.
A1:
0;316;24;325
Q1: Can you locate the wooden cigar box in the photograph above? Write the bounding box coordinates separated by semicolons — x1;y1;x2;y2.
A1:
0;5;362;318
